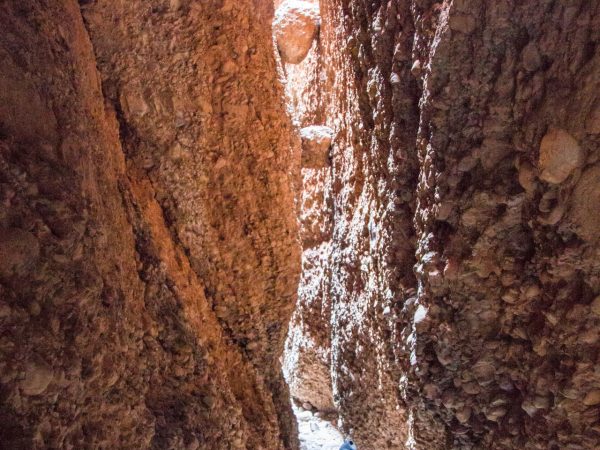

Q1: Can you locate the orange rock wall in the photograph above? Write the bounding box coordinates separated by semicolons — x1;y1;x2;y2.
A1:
0;1;300;449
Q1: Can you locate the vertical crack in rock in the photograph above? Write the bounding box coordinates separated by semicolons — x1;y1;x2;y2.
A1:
282;0;421;448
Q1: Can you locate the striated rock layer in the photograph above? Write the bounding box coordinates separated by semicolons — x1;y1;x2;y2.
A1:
0;1;300;449
284;0;600;449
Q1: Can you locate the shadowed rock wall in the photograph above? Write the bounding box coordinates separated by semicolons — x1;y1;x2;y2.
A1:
284;0;600;449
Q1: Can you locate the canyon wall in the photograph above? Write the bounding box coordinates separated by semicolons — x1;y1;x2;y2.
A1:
2;0;600;449
284;0;600;449
0;1;300;449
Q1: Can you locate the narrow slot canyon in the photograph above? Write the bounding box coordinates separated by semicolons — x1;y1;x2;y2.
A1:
0;1;599;450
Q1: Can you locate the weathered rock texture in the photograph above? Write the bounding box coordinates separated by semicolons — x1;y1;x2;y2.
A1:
0;1;300;449
299;125;334;169
3;0;600;448
284;0;600;449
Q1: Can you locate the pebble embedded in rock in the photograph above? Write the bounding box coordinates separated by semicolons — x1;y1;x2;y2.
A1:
119;85;149;118
273;1;320;64
484;406;507;422
472;360;495;386
521;43;542;72
567;165;600;242
521;399;538;417
20;358;54;396
411;59;422;77
456;406;471;423
0;228;40;279
517;161;537;193
538;128;584;184
583;390;600;406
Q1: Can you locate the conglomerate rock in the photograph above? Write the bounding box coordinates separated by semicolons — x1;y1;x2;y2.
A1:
283;0;600;449
0;1;300;449
2;0;600;449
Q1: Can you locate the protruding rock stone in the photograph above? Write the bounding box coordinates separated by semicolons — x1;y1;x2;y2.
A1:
119;85;149;118
20;358;53;396
538;128;584;184
300;125;334;169
423;383;440;400
523;284;541;300
583;390;600;406
411;59;422;77
539;202;566;225
521;398;538;417
472;360;495;386
484;406;507;422
456;406;471;423
462;382;481;395
0;228;40;279
533;395;551;409
273;1;320;64
517;161;537;193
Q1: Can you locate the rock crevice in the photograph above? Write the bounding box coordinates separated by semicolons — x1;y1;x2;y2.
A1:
2;1;600;450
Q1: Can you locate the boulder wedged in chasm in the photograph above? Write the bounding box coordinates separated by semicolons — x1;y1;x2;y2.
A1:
299;126;334;169
0;1;299;449
274;0;320;64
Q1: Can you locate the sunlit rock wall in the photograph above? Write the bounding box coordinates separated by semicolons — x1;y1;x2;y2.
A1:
282;0;417;447
0;1;300;449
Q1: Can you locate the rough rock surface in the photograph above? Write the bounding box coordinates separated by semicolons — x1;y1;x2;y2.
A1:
0;1;300;449
274;0;320;64
3;0;600;449
283;0;600;449
300;126;334;169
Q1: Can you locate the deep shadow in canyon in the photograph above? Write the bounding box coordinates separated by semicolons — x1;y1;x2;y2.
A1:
1;1;600;450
